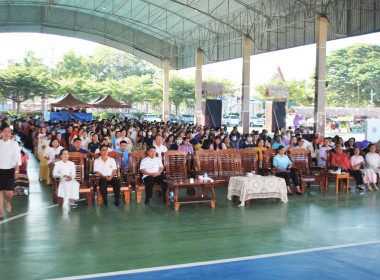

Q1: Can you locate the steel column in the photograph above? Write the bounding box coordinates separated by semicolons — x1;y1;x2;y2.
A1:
314;17;327;137
241;36;251;133
195;49;203;125
162;59;170;122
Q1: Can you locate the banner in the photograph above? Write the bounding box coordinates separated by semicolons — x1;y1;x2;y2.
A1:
44;112;93;122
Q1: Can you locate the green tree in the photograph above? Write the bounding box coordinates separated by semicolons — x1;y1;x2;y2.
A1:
169;75;195;115
88;46;157;82
255;79;313;106
55;49;91;79
0;53;58;113
57;77;102;102
326;44;380;107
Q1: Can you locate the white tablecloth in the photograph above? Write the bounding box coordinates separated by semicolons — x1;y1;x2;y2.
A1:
227;175;288;206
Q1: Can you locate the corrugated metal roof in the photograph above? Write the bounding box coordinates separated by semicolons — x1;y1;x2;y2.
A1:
0;0;379;69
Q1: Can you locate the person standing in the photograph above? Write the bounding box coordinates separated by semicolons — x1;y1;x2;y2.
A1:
0;126;21;218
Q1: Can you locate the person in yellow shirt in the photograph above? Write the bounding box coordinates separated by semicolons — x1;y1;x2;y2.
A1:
253;138;267;161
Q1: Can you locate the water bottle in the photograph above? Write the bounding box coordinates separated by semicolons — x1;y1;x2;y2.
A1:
259;161;263;168
204;172;208;180
169;190;174;202
337;167;341;174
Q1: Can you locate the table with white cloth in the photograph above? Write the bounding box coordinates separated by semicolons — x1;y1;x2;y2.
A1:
227;175;288;206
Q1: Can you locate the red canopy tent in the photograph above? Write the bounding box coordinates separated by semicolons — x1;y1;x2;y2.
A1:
88;96;104;105
50;93;90;108
91;95;131;108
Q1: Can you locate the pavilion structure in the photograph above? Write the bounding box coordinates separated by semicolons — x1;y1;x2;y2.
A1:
0;0;379;134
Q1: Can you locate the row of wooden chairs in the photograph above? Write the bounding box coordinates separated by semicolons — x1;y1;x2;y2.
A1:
52;148;345;207
52;152;131;207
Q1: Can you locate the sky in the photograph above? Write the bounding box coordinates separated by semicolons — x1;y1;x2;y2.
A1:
0;31;379;94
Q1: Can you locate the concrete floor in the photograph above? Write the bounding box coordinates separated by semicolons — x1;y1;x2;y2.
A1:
0;151;379;279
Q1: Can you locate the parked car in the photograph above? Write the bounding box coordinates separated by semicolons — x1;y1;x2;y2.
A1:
169;114;179;123
124;113;139;120
178;114;194;124
250;116;265;127
223;115;241;127
141;114;161;123
159;114;179;123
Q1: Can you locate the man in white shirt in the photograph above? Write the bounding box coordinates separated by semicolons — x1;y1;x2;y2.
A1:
0;126;21;218
94;145;121;207
115;129;133;150
154;135;167;160
140;146;167;205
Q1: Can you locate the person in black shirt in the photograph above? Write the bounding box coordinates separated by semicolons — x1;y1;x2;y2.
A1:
144;129;154;147
170;136;182;150
87;134;100;157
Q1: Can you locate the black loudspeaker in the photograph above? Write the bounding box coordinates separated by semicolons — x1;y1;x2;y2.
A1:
205;99;222;127
272;101;286;132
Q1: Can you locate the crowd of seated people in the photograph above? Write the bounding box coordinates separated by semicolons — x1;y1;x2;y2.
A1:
5;115;380;208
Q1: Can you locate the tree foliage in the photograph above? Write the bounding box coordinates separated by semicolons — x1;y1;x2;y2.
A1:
0;51;58;113
326;44;380;107
169;75;195;115
255;79;313;106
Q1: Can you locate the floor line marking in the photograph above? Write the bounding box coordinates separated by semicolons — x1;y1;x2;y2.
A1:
47;240;380;280
0;198;86;225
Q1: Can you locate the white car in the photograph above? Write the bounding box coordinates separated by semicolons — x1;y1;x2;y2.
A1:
141;114;161;123
224;115;241;127
250;116;265;127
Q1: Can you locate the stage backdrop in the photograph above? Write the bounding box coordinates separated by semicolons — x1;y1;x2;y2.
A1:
204;99;222;127
365;119;380;142
44;112;93;122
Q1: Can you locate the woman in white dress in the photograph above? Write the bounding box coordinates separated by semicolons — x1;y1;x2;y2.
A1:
53;149;80;208
44;138;63;164
365;144;380;190
350;147;378;191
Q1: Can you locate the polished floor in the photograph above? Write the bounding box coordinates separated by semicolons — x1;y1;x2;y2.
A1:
1;152;379;280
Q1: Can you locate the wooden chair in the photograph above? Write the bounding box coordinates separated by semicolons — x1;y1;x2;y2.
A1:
163;150;189;180
194;150;218;178
216;150;240;184
261;149;277;175
290;149;324;192
92;152;131;205
237;149;259;175
52;152;94;207
128;151;146;204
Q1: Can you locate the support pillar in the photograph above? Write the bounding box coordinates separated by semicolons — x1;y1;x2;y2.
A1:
162;59;170;122
314;17;327;137
195;49;203;125
241;37;251;133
